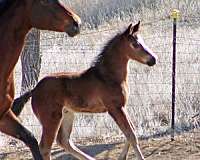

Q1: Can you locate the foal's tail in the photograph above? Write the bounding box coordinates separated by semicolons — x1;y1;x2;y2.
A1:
11;90;32;116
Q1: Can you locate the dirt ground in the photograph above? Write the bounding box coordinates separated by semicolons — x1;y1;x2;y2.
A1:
1;131;200;160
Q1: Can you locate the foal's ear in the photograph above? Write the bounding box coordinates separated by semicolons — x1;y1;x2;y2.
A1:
132;21;140;34
124;23;133;35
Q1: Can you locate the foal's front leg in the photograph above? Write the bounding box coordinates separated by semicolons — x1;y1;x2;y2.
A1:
118;109;137;160
108;107;144;160
118;141;130;160
56;110;95;160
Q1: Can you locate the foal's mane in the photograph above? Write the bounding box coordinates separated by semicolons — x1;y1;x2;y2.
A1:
91;33;122;67
0;0;16;16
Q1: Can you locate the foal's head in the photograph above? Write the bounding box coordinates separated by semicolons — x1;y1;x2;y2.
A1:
28;0;81;37
121;21;157;66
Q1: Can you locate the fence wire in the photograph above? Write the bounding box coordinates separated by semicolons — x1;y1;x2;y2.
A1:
1;16;200;156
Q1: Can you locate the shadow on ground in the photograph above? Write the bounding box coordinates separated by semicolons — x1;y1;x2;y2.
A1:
51;143;117;160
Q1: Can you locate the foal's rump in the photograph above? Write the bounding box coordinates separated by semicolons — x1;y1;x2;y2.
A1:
11;76;63;116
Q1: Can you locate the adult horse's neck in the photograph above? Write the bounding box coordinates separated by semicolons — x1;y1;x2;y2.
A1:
0;0;31;76
94;37;129;84
0;0;16;16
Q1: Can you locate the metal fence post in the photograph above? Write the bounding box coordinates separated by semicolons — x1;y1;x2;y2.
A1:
171;9;180;141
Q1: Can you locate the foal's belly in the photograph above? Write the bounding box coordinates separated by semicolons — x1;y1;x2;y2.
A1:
64;96;107;113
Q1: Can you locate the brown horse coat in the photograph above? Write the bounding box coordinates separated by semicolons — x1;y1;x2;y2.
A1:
0;0;81;159
12;22;157;160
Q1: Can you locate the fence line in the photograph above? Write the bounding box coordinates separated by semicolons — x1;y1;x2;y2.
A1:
6;15;200;147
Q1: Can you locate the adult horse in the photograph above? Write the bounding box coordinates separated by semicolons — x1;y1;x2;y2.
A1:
0;0;81;159
12;22;157;160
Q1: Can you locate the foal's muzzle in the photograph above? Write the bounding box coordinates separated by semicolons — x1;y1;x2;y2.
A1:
147;56;156;66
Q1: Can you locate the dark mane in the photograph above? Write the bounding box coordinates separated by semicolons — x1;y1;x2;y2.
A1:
0;0;15;16
91;33;122;67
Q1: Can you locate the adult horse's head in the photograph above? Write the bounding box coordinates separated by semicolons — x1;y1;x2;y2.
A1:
122;21;157;66
29;0;81;37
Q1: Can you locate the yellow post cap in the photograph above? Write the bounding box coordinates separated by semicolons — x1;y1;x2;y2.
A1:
171;9;181;19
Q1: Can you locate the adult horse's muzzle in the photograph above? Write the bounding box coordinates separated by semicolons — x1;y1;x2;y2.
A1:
67;20;81;37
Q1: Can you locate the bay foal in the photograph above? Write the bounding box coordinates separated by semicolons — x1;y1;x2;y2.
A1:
0;0;81;159
12;22;157;160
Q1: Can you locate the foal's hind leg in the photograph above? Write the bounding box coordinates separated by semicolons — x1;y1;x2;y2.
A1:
108;107;144;160
56;110;95;160
36;104;63;160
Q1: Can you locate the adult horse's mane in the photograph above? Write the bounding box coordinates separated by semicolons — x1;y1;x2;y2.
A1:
0;0;15;16
91;33;122;67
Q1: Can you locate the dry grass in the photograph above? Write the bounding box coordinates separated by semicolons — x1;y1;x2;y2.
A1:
12;8;200;140
64;0;200;29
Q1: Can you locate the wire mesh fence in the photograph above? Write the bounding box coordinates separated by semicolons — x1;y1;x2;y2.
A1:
10;15;200;143
1;14;200;159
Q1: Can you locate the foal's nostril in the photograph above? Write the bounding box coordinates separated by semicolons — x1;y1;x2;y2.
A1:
147;57;156;66
74;21;79;27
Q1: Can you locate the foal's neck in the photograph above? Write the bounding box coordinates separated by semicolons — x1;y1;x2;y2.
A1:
96;42;129;84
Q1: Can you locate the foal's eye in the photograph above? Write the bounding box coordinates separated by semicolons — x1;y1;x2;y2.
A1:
131;40;140;48
128;35;140;48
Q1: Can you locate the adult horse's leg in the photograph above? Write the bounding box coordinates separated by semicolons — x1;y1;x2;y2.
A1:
56;110;95;160
0;110;42;159
0;73;42;160
108;107;144;160
0;73;14;117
